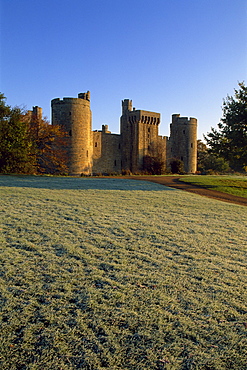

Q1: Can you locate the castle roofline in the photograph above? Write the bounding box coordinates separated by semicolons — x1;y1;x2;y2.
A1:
129;109;160;116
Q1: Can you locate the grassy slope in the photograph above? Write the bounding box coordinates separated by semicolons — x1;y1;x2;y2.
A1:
179;175;247;198
0;176;247;370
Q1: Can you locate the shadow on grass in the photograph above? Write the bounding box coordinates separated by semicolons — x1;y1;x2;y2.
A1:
0;175;177;191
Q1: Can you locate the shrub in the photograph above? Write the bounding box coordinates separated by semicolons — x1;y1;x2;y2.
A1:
170;158;184;174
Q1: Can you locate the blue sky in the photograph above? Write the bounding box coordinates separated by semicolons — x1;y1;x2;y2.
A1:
1;0;246;140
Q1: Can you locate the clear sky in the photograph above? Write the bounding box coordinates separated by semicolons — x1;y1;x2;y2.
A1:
1;0;247;140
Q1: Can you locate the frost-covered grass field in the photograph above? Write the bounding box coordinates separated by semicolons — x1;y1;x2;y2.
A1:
0;175;247;370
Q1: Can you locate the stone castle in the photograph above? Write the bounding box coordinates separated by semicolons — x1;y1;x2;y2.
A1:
50;91;197;175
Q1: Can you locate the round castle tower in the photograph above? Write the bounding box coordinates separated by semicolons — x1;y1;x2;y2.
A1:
51;92;92;175
170;114;197;173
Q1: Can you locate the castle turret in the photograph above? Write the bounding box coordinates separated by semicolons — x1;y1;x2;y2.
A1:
32;106;43;121
27;106;43;123
122;99;132;114
169;114;197;173
51;92;92;175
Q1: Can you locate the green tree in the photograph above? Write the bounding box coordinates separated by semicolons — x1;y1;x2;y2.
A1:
0;93;68;175
143;141;165;175
0;94;36;173
197;139;230;173
204;82;247;171
170;158;184;174
143;155;164;175
197;139;208;172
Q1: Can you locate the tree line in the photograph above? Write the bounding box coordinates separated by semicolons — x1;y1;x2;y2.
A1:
1;82;247;175
0;93;68;174
198;82;247;174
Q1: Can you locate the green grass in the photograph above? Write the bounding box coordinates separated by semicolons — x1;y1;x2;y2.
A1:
0;175;247;369
179;175;247;198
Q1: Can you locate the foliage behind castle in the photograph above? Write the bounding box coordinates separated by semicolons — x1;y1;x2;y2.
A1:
205;82;247;172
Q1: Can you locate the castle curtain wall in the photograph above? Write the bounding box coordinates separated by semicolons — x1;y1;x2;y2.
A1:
92;126;121;174
51;93;197;175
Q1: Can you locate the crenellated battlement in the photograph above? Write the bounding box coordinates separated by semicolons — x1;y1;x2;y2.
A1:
172;114;197;125
78;91;90;101
51;97;90;105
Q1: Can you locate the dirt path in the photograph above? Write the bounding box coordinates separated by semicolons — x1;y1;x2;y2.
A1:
124;176;247;207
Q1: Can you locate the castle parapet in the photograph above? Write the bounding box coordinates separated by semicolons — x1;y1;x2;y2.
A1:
172;114;197;125
102;125;111;133
51;97;91;106
78;91;90;101
51;98;61;103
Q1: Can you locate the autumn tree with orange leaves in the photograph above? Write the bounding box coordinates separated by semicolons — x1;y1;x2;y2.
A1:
0;93;68;174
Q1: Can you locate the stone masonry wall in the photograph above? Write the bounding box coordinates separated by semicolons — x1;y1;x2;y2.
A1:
51;93;92;175
51;93;197;175
120;104;161;173
92;125;121;174
169;114;197;173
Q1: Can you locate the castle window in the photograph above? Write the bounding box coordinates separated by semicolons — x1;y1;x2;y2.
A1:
69;130;72;136
181;156;183;161
183;130;185;134
69;112;71;116
114;160;117;166
148;127;150;133
86;150;88;157
118;143;121;149
191;143;193;148
95;142;97;147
